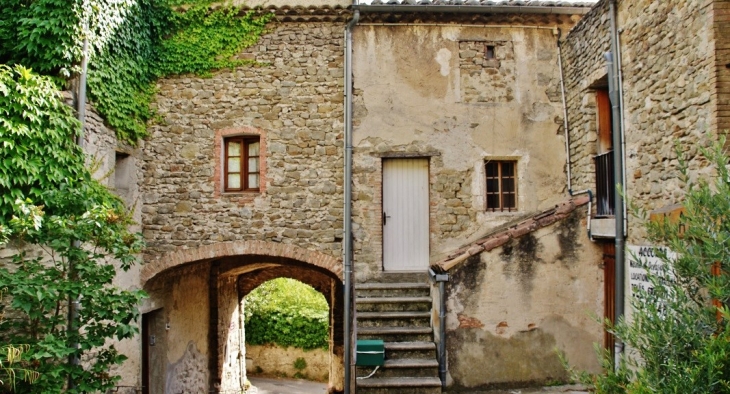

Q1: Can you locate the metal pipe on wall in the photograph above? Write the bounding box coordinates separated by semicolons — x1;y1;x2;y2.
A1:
608;0;626;368
343;8;360;394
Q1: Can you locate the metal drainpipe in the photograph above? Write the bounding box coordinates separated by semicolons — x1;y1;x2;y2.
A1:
343;8;360;394
76;37;89;148
608;0;626;369
68;36;89;390
428;269;449;388
557;29;593;238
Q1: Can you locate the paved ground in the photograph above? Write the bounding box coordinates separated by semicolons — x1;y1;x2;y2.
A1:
247;376;328;394
446;385;589;394
246;377;587;394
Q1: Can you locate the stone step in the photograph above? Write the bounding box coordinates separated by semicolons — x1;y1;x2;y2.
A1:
384;341;436;359
357;326;433;342
355;282;431;297
360;358;439;378
356;376;442;394
357;311;431;328
358;272;430;284
356;296;432;312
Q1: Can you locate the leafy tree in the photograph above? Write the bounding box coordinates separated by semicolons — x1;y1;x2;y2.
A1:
245;278;329;350
0;66;145;392
573;141;730;393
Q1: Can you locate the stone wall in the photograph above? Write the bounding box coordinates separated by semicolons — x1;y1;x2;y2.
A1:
246;344;329;382
141;21;346;261
561;0;718;243
351;19;580;280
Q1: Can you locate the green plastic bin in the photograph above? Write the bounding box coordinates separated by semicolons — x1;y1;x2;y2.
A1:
355;339;384;366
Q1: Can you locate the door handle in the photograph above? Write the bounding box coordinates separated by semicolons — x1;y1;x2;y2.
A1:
383;211;391;225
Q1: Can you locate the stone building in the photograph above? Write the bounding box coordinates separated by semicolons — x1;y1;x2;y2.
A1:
71;0;713;393
560;0;730;360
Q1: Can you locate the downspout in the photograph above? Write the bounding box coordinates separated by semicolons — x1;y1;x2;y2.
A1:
343;8;360;394
607;0;626;367
76;37;89;148
68;36;89;390
428;269;449;389
557;29;593;238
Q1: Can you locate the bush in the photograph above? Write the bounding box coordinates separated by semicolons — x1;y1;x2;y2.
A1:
573;141;730;393
244;278;329;350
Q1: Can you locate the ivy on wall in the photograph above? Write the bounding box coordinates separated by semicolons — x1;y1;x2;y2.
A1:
0;0;271;144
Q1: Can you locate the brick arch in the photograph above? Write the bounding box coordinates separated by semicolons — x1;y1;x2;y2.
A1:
140;240;342;285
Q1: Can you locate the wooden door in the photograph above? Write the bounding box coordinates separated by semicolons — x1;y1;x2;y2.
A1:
382;159;430;271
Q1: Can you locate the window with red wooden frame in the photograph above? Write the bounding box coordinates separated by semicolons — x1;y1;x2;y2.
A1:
485;161;517;212
224;136;260;192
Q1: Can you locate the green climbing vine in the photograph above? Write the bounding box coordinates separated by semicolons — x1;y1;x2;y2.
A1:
0;0;272;144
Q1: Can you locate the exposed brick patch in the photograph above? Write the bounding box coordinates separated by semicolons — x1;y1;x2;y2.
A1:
457;314;485;329
141;240;342;285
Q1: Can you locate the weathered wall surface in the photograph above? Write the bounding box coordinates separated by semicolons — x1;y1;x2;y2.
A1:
351;17;579;280
141;21;345;261
246;344;329;381
562;0;718;243
79;105;145;391
445;209;603;390
144;262;212;393
139;18;348;392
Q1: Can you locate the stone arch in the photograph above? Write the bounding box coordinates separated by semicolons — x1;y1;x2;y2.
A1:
140;240;342;285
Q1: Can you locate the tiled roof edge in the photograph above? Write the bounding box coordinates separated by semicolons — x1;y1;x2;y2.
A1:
432;194;590;272
356;1;594;15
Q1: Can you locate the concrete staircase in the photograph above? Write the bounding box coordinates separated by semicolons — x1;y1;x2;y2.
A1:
355;274;442;394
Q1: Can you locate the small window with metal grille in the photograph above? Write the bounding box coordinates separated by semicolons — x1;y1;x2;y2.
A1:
485;160;517;212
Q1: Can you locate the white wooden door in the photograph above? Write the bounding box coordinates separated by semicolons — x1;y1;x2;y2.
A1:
382;159;430;271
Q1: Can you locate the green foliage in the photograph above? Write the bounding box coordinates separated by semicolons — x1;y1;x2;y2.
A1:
1;196;145;393
0;344;40;390
155;5;267;76
293;357;307;371
245;278;329;350
0;0;271;144
0;66;145;392
0;65;86;220
0;0;79;77
572;140;730;393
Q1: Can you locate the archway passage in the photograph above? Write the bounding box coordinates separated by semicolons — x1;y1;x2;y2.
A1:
141;242;344;394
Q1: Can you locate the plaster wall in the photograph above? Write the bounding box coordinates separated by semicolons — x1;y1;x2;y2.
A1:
445;209;603;389
351;23;575;279
144;262;212;393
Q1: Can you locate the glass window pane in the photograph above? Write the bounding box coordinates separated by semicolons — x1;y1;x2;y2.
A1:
487;179;499;193
487;194;499;209
228;174;240;189
502;178;514;192
504;194;515;208
248;157;259;172
502;162;514;177
248;141;259;156
248;174;259;189
486;162;498;177
228;157;241;172
228;141;241;156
